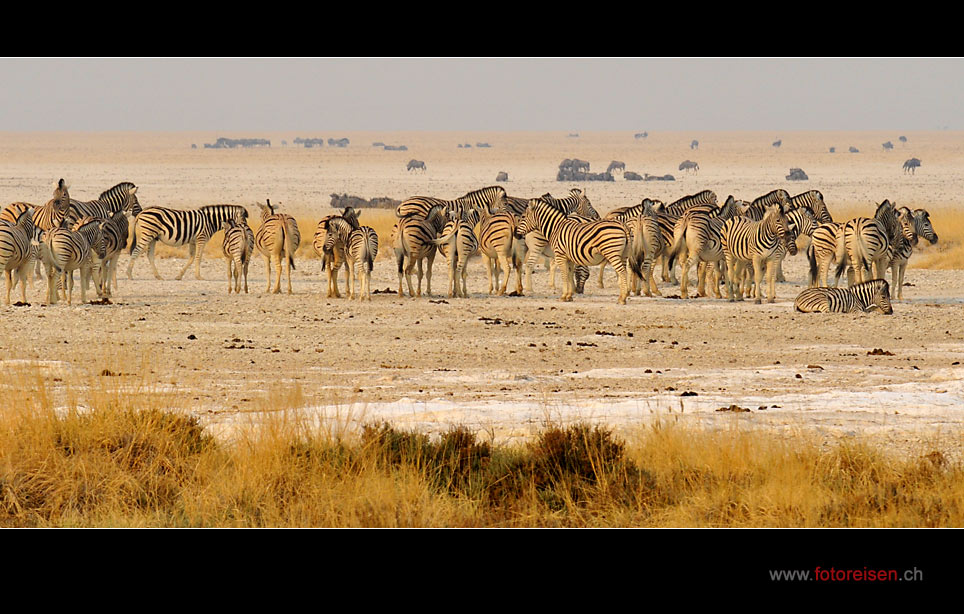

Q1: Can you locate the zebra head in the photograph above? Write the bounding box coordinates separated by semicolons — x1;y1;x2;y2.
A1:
863;279;894;315
896;206;919;247
53;178;71;212
764;202;796;255
913;208;938;244
124;184;141;216
342;207;361;229
516;198;551;238
258;200;276;220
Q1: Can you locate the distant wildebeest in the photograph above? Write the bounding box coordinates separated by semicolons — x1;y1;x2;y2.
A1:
328;138;350;147
634;132;648;139
903;158;921;174
407;159;426;172
476;143;491;148
849;146;860;153
829;147;836;153
679;160;699;173
372;142;385;147
384;145;408;151
559;159;590;173
624;171;643;181
568;133;579;138
191;144;197;149
883;141;894;151
786;168;808;181
899;135;908;144
690;140;699;150
606;161;626;174
496;171;509;182
773;139;782;149
644;173;675;181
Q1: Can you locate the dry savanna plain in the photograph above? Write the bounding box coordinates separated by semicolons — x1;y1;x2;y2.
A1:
2;130;964;527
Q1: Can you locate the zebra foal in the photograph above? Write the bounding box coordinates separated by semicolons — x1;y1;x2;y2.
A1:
222;218;254;294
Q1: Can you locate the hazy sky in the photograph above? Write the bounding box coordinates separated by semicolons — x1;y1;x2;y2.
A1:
1;58;960;132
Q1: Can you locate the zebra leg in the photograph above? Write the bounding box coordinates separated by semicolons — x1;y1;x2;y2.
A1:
765;259;778;303
897;262;907;300
4;271;11;305
775;258;786;283
608;255;630;305
413;258;423;298
175;243;197;281
425;252;435;297
523;250;537;293
243;258;250;294
195;238;207;280
273;255;283;294
680;255;696;299
497;253;511;295
396;251;407;297
598;262;606;288
264;255;273;293
555;255;573;301
549;258;557;291
484;256;494;294
227;259;234;294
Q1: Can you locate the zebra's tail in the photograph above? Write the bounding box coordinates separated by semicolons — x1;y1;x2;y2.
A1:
281;218;295;272
129;216;140;255
630;217;646;279
666;215;687;267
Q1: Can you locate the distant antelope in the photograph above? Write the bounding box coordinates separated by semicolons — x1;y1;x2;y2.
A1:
679;160;699;174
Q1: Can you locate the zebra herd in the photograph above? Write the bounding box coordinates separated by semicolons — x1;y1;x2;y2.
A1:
0;181;939;315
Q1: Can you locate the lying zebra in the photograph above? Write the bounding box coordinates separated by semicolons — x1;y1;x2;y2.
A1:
793;279;893;314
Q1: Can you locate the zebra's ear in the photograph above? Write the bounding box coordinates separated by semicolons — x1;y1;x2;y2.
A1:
130;186;137;195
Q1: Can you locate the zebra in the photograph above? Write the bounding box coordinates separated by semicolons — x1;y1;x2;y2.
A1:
322;215;379;301
2;179;72;280
100;210;130;295
476;202;520;296
69;216;110;298
66;181;142;227
127;204;249;280
807;222;848;288
793;279;893;314
222;217;254;294
393;205;445;297
255;200;300;294
886;206;927;300
655;190;719;283
770;206;819;284
663;190;718;217
789;190;833;224
843;200;914;286
521;191;594;293
668;207;730;299
0;208;36;305
721;202;795;303
314;215;348;298
741;189;792;221
43;219;102;305
432;214;479;298
625;200;663;297
395;186;507;221
515;198;631;304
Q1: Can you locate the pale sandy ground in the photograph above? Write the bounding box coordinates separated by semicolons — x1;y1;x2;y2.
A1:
1;131;962;457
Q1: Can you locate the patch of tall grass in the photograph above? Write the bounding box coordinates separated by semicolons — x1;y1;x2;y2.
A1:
3;370;963;527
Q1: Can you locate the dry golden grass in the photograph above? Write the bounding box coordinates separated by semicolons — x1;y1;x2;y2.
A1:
2;366;962;527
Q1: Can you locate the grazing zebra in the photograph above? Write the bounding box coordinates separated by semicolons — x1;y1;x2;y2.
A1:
844;200;914;285
769;206;819;284
721;202;795;303
393;205;445;297
886;206;929;300
0;209;36;305
66;181;142;227
127;204;249;280
222;218;254;294
322;215;379;301
794;279;893;314
516;198;631;304
432;215;479;298
789;190;833;224
255;200;300;294
521;191;594;293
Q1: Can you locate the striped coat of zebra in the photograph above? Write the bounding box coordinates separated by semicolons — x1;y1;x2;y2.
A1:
516;198;631;304
2;180;73;280
314;215;349;298
807;222;848;288
741;189;792;221
667;207;731;299
255;200;300;294
0;208;36;305
222;218;254;294
789;190;833;224
794;279;893;314
43;218;102;305
127;204;249;281
771;206;819;283
885;206;924;300
322;216;379;301
395;186;507;221
843;200;913;286
66;181;142;227
394;205;445;297
476;203;520;296
721;202;795;303
432;215;479;298
521;191;595;294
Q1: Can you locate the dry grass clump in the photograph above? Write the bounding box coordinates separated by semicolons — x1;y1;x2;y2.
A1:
3;387;963;527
